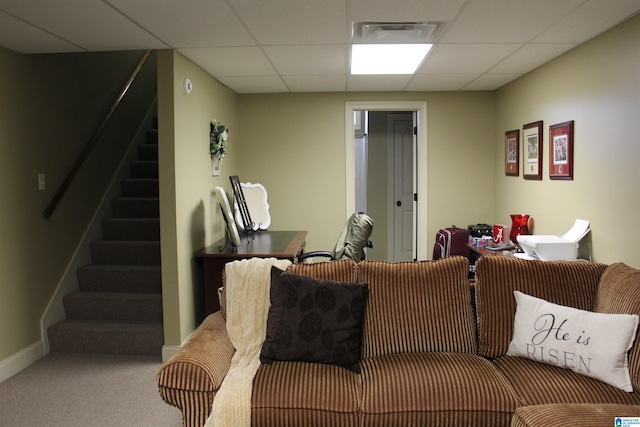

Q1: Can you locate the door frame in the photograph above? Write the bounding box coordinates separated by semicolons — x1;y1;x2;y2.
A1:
345;101;428;260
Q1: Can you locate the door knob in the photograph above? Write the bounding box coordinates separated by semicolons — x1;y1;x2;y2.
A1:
396;200;402;207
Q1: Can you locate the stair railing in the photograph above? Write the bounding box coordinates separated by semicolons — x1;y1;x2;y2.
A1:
44;49;153;219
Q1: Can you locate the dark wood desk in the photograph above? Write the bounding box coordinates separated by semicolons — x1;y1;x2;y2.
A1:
194;230;307;316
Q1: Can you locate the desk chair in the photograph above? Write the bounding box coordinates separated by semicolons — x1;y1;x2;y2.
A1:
298;212;373;263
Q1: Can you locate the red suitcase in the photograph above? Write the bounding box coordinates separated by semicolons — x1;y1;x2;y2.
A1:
432;226;470;260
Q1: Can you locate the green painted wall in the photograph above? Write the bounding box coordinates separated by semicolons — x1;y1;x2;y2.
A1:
235;92;495;258
158;51;241;346
494;13;640;266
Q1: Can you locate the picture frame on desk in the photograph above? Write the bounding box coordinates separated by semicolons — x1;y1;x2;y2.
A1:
549;120;574;180
215;186;241;247
505;129;519;176
523;120;543;180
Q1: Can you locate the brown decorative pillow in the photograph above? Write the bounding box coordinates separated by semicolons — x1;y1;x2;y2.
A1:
261;267;368;373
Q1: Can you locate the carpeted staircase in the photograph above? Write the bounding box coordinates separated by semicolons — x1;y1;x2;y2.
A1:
47;127;163;355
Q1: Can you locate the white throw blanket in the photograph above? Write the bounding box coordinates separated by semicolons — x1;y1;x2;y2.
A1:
204;257;292;427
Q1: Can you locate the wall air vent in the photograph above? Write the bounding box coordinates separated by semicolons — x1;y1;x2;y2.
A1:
352;21;447;44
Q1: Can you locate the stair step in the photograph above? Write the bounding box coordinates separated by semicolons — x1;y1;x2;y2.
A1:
77;265;161;293
48;128;166;357
111;197;159;218
63;292;162;322
130;160;158;179
146;128;158;145
137;143;158;161
121;178;159;197
101;218;160;241
47;320;163;355
90;241;161;266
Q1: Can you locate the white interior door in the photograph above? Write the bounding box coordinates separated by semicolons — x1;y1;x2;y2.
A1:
389;113;415;262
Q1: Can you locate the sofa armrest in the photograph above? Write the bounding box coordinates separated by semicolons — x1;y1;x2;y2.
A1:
158;311;234;393
157;312;234;427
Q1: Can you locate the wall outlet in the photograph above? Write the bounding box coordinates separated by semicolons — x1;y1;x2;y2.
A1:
38;173;45;190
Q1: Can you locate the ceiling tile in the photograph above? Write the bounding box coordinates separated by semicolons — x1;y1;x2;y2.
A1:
105;0;255;47
405;73;479;91
215;76;289;94
441;0;583;43
230;0;347;45
348;0;465;27
179;47;277;77
347;75;412;92
490;43;578;74
0;0;167;51
283;75;347;92
264;45;348;75
0;11;81;53
1;0;639;93
533;0;640;43
419;43;522;74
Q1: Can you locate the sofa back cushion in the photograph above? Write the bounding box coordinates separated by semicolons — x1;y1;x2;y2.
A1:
287;259;357;283
358;257;476;358
594;263;640;391
475;256;607;359
220;259;356;320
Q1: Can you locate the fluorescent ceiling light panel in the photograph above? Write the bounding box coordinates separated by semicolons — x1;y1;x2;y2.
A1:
351;44;432;75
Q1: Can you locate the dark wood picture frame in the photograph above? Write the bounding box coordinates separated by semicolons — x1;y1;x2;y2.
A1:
505;129;519;176
229;175;254;233
549;120;574;180
523;121;543;180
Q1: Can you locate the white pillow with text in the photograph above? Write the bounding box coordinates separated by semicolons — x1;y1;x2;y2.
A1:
507;291;639;392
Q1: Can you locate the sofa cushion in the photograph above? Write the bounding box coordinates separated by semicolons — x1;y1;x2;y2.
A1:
511;403;640;427
251;360;361;426
220;259;358;320
360;352;519;426
358;257;476;358
286;258;357;282
475;256;607;358
595;263;640;392
261;267;368;373
508;291;638;391
494;355;640;406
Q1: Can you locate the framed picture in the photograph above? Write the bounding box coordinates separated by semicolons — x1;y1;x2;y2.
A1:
523;121;543;180
214;186;241;247
505;129;519;176
549;120;574;180
230;175;254;233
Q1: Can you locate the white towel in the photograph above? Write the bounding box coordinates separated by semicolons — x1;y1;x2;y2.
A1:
204;257;292;427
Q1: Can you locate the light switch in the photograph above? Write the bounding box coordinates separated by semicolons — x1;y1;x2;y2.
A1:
38;173;45;190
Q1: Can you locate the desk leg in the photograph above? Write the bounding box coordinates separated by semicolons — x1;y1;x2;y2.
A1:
203;258;226;316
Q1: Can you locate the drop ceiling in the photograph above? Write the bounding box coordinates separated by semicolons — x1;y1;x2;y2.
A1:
0;0;638;93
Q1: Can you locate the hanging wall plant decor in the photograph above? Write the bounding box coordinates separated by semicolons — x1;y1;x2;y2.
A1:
210;120;229;176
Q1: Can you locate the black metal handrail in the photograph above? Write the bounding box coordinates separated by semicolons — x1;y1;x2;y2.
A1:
44;49;153;219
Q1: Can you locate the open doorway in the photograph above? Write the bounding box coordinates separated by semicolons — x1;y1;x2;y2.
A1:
345;101;428;261
357;111;415;262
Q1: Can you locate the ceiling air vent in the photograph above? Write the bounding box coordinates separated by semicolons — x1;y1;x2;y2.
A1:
352;21;447;44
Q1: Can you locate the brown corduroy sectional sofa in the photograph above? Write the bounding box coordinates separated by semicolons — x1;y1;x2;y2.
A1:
157;256;640;426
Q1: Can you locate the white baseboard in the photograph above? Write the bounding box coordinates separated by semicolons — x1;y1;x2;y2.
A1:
162;345;181;363
0;341;45;384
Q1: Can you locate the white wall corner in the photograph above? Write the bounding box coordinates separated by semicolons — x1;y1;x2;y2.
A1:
162;345;182;363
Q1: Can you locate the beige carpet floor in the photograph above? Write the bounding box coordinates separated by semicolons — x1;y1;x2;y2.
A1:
0;352;183;426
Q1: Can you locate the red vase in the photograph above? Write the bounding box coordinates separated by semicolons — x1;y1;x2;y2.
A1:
510;214;531;243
